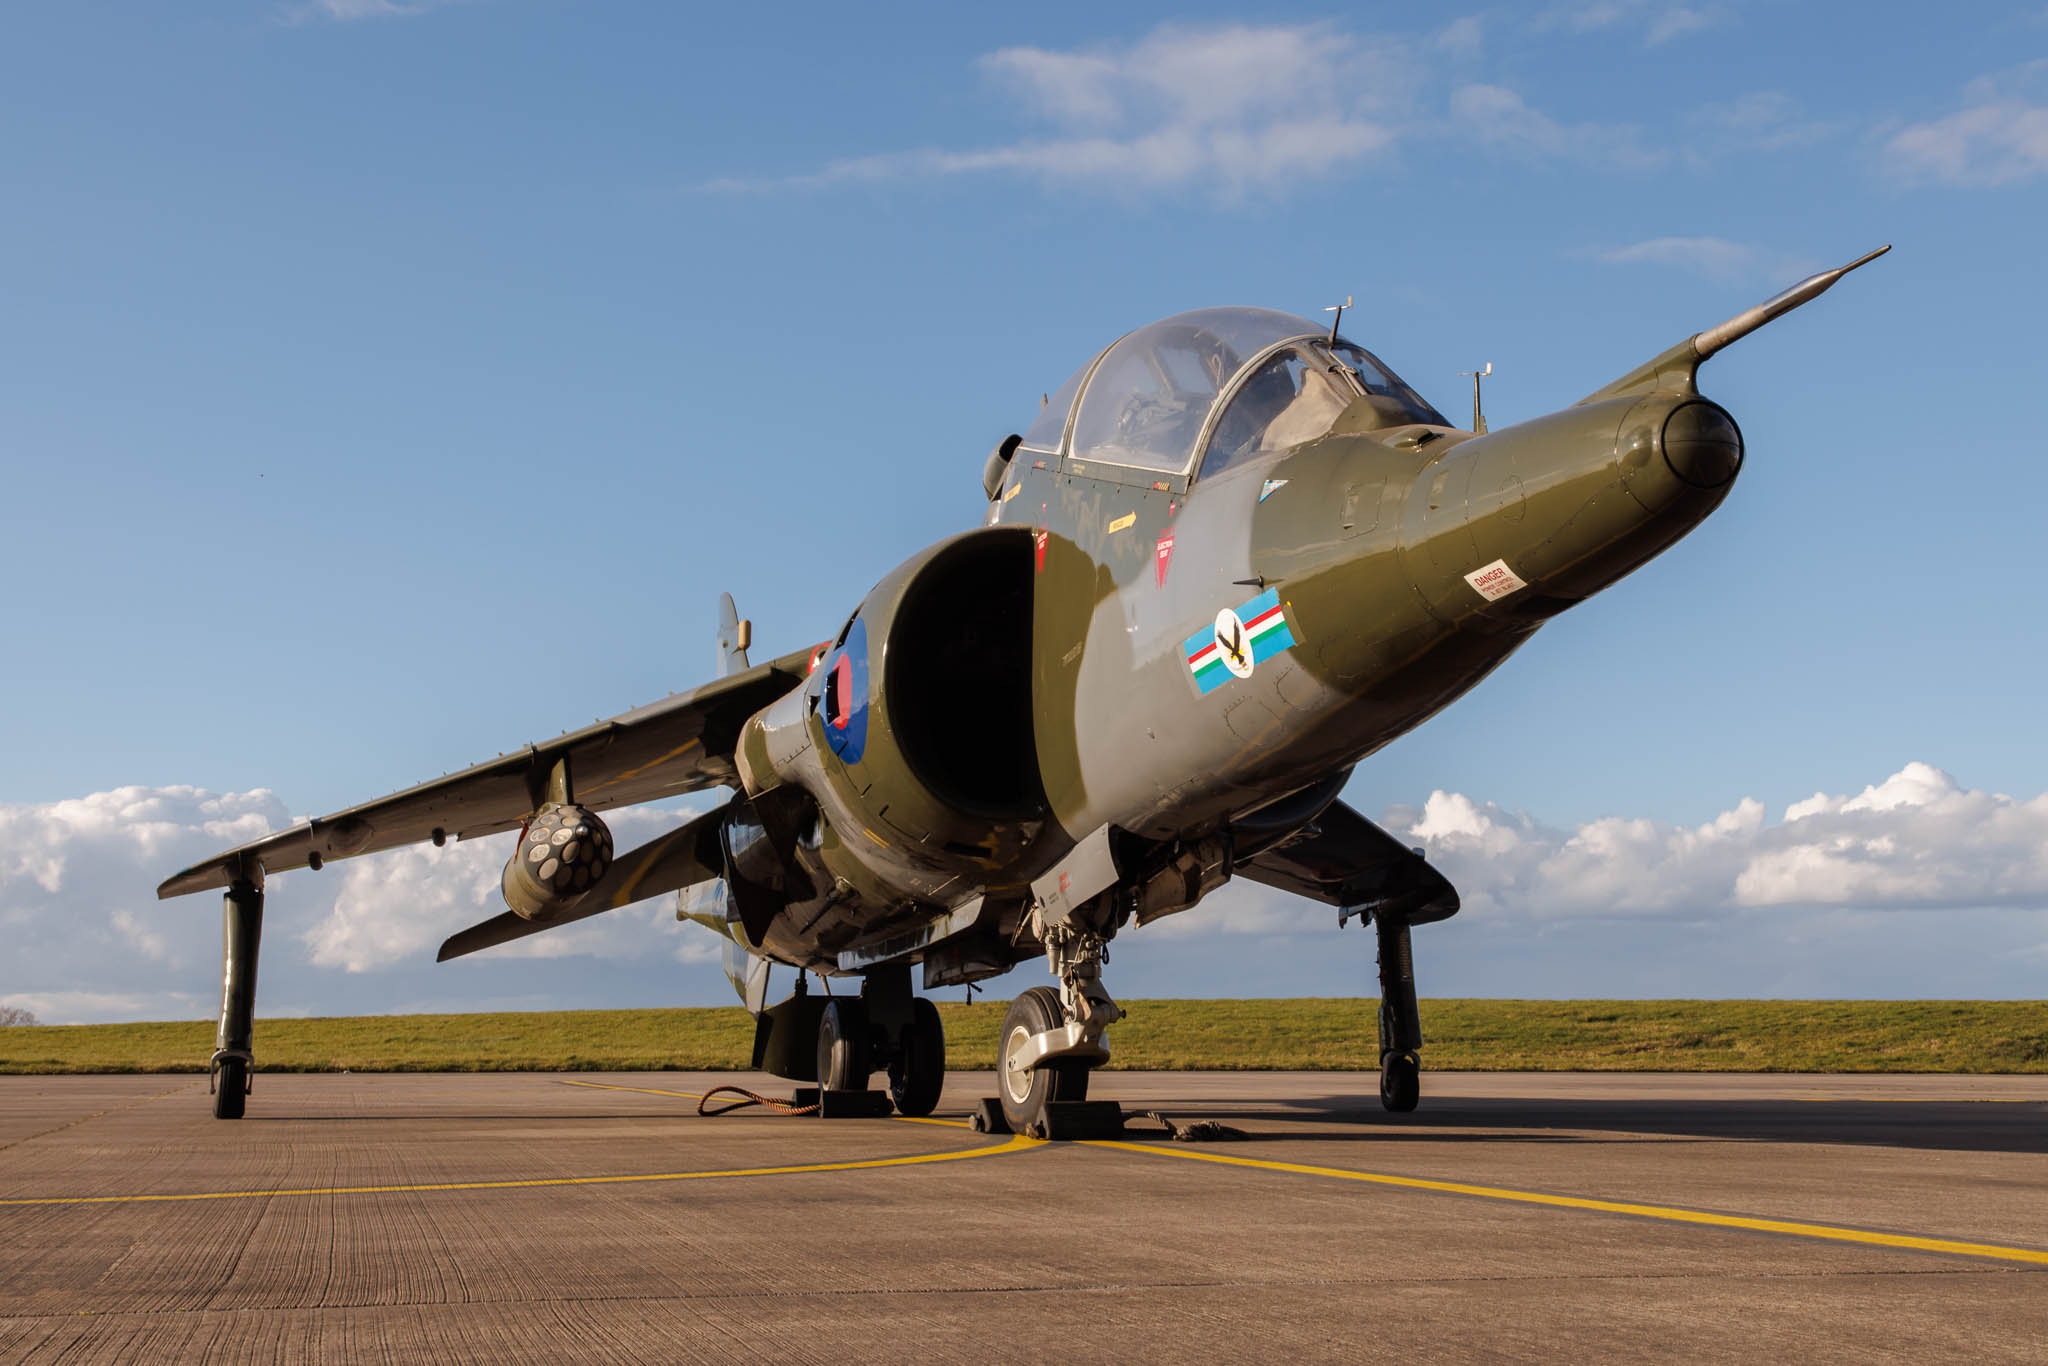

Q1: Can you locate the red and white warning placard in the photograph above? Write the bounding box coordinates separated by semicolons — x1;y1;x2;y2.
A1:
1463;558;1527;602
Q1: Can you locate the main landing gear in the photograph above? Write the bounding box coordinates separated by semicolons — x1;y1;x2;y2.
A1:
814;964;947;1117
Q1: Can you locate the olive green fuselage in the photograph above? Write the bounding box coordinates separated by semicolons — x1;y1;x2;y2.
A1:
735;382;1739;973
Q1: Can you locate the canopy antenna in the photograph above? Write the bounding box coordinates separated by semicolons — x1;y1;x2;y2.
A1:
1324;295;1352;344
1459;363;1493;434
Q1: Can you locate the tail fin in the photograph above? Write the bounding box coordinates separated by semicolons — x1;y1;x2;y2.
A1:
716;593;752;677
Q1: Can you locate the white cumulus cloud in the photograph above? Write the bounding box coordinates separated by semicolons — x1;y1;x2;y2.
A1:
1394;762;2048;920
6;766;2045;1022
0;785;723;1023
301;804;722;973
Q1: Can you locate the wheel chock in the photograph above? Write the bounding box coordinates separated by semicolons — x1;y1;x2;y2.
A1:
969;1098;1011;1133
1032;1100;1126;1141
790;1087;895;1119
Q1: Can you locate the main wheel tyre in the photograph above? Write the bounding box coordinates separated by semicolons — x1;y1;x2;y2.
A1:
213;1057;247;1121
998;986;1089;1135
1380;1050;1420;1113
888;997;946;1118
816;999;872;1092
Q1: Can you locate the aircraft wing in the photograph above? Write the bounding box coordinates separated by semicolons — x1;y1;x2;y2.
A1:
1236;799;1459;925
156;644;815;899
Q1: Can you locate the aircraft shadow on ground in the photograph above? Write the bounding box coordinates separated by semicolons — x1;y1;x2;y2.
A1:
228;1091;2047;1157
1123;1095;2048;1157
247;1112;704;1124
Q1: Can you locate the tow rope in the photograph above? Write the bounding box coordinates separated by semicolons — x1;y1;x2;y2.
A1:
696;1085;820;1117
1134;1111;1250;1142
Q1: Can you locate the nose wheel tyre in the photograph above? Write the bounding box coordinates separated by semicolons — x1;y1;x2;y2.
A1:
888;997;946;1118
1379;1050;1420;1113
816;999;872;1093
999;986;1089;1135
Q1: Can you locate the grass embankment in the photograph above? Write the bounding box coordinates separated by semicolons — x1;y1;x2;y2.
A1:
4;999;2046;1075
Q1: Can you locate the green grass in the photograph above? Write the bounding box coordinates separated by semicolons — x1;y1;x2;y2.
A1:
4;999;2046;1075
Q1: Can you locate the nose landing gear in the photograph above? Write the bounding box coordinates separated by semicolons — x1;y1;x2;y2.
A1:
998;985;1094;1132
995;921;1120;1136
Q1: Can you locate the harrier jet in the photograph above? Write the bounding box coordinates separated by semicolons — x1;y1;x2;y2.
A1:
160;248;1889;1132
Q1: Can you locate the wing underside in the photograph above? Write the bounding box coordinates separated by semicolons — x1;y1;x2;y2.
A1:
156;645;813;899
1237;799;1459;924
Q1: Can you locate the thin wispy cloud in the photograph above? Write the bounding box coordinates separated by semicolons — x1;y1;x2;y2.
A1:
1533;0;1727;45
281;0;465;23
1687;91;1844;152
1644;6;1719;45
705;23;1412;194
1433;16;1486;59
703;21;1679;194
1885;62;2048;187
1450;83;1662;168
1586;235;1817;284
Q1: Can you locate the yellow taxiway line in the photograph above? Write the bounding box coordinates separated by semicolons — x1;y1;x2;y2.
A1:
0;1136;1036;1207
0;1082;1035;1208
560;1078;2048;1265
1087;1138;2048;1267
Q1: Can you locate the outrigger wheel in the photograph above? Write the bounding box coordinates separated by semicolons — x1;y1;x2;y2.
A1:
1380;1050;1420;1113
816;998;872;1093
888;996;946;1118
212;1056;249;1121
998;985;1090;1134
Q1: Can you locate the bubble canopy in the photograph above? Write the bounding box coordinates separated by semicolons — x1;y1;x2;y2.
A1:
1020;307;1443;478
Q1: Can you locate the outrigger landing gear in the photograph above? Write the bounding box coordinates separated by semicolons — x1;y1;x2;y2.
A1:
211;872;264;1121
812;965;948;1118
1374;912;1423;1113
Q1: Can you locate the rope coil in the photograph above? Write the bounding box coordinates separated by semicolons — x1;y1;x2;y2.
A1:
1136;1111;1249;1142
696;1085;820;1118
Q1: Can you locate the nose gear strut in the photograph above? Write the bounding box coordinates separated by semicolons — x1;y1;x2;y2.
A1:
992;901;1128;1137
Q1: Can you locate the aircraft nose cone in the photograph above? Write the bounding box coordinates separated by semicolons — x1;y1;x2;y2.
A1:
1661;400;1743;489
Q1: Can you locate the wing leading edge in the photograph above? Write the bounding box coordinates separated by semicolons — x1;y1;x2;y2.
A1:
1237;799;1459;924
156;645;814;900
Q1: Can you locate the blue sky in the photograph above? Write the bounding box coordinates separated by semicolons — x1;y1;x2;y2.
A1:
3;3;2046;1022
